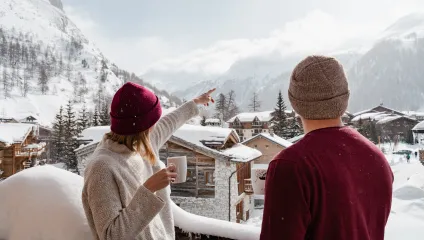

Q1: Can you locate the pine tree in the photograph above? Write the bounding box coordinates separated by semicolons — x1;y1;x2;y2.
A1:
77;102;90;133
226;90;240;120
370;121;379;143
249;92;261;112
92;108;100;126
63;100;78;172
2;68;10;99
214;93;227;120
52;106;65;162
271;90;289;138
38;64;49;94
100;102;110;126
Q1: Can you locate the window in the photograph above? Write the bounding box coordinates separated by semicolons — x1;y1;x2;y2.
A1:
266;145;269;149
205;170;215;185
254;145;258;148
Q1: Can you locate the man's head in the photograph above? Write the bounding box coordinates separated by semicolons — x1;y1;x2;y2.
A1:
289;55;349;132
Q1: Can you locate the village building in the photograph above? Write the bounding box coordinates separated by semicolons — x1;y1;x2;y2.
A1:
227;111;275;142
403;111;424;122
353;105;407;118
412;121;424;144
0;123;46;178
376;116;418;142
242;132;292;164
205;118;221;127
75;124;261;223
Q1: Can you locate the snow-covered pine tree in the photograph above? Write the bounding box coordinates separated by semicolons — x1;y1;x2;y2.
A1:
38;63;49;94
1;67;10;99
271;90;289;138
249;92;261;112
51;106;65;162
100;102;110;126
92;108;100;126
287;117;303;138
63;100;78;172
77;102;90;133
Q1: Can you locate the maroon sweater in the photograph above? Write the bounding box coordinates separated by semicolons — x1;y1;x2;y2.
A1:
260;127;393;240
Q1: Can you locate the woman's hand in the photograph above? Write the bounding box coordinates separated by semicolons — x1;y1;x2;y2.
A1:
193;88;216;106
143;165;177;193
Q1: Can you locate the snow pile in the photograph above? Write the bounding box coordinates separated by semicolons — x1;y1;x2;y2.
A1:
205;118;221;123
0;123;35;145
0;166;92;240
222;143;262;162
173;124;238;146
0;165;260;240
227;111;274;123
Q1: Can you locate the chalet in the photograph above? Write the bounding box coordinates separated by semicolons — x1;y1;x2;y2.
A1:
227;111;274;142
353;105;406;118
205;118;221;127
376;116;418;142
0;123;46;178
242;132;292;164
75;124;262;223
403;111;424;122
412;121;424;144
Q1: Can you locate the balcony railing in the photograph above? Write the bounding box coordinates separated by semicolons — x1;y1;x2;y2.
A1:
172;202;260;240
15;143;46;157
244;179;254;195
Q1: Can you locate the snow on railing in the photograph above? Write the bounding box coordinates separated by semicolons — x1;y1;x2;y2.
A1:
172;201;260;240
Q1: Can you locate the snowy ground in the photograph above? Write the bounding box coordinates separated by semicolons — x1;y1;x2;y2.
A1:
245;144;424;240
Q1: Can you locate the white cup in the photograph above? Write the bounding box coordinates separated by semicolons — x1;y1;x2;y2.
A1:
167;156;187;183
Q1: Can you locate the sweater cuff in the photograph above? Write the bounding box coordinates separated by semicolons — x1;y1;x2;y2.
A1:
127;185;165;219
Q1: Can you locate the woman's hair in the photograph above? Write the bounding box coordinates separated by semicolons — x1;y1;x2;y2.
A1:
105;130;156;164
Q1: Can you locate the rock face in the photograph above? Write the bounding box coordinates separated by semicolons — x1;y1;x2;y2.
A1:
49;0;63;10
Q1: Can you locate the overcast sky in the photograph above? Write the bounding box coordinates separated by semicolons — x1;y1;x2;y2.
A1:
63;0;424;74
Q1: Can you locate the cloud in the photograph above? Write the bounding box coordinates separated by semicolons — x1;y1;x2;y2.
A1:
64;5;175;73
144;10;379;75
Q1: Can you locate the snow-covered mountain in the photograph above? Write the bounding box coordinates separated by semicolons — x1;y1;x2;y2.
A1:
173;51;361;111
349;13;424;112
143;13;424;113
0;0;180;126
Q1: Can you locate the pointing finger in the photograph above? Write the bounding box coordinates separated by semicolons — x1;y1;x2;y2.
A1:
207;88;216;95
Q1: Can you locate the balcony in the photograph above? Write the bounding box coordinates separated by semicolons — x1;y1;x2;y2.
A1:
244;179;254;195
172;202;260;240
15;142;46;157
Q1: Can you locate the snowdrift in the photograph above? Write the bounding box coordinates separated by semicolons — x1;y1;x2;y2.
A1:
0;166;92;240
0;166;260;240
393;173;424;200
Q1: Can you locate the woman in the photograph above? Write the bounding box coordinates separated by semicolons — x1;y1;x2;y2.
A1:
82;82;215;240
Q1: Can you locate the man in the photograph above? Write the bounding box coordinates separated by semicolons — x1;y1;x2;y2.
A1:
260;56;393;240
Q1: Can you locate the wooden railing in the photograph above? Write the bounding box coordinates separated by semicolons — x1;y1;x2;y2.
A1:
15;143;46;157
244;179;254;195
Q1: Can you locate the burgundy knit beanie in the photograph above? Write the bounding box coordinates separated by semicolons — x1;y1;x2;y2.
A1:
288;55;350;120
110;82;162;135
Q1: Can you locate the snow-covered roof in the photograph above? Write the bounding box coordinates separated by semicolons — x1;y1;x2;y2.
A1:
351;112;385;122
78;126;110;142
205;118;221;123
173;124;238;147
0;123;36;145
242;133;293;148
403;111;424;117
222;144;262;162
413;121;424;131
377;116;417;125
227;111;274;123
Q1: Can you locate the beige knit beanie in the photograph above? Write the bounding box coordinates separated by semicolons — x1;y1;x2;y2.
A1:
288;55;350;120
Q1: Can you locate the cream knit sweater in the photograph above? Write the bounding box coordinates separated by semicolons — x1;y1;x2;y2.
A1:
82;101;199;240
